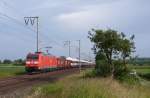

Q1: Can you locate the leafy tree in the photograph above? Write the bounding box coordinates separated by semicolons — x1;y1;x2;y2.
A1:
3;59;12;64
88;28;135;78
13;59;25;66
119;33;135;68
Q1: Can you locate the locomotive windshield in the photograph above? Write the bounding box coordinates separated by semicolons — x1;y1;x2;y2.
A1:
27;55;39;60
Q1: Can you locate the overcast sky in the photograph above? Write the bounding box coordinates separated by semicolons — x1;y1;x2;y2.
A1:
0;0;150;60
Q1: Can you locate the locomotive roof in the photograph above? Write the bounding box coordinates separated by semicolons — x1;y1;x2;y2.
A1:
28;52;57;58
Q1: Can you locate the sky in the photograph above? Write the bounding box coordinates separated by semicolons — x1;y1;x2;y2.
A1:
0;0;150;60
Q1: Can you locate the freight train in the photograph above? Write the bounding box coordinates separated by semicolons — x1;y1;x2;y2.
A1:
25;52;93;73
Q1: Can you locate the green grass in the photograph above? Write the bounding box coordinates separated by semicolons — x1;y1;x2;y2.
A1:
136;68;150;74
130;66;150;75
0;65;25;78
28;71;150;98
128;65;150;80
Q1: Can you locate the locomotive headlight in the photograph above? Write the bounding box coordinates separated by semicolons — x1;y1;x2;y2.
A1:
26;61;30;64
34;61;39;64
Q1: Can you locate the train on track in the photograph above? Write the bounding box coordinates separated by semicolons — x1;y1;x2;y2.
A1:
25;52;94;73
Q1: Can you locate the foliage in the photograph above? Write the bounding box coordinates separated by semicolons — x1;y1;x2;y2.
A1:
113;60;129;78
0;59;25;66
29;74;150;98
88;29;121;65
93;51;112;77
88;28;135;78
95;60;112;77
139;73;150;81
13;59;25;66
113;61;139;84
129;57;150;66
3;59;12;64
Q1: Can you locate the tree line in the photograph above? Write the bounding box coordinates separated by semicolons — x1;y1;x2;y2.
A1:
0;59;25;66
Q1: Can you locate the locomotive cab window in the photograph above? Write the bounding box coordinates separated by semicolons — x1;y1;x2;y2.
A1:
27;55;39;60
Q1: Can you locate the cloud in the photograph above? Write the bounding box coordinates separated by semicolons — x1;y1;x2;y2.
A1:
0;0;150;59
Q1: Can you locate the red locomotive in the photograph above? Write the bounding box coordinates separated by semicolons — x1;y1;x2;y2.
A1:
25;52;71;72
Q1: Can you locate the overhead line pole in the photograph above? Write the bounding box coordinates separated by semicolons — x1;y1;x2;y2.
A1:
64;40;71;57
69;41;71;57
24;16;39;52
36;17;39;52
77;40;81;72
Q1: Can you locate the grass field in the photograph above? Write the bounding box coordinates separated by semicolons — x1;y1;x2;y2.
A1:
0;65;25;78
27;71;150;98
132;66;150;74
130;65;150;80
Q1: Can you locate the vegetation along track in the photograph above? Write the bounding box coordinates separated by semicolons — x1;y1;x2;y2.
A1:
0;68;79;96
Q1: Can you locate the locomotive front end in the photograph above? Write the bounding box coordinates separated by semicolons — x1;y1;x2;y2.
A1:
25;53;40;72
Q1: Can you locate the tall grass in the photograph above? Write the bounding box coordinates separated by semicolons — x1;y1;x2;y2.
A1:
27;72;150;98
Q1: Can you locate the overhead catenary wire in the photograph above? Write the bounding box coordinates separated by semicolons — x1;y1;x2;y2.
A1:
0;12;57;43
0;15;35;43
0;11;67;53
0;1;68;49
0;2;93;59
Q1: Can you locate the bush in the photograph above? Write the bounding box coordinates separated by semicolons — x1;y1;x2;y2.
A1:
94;60;112;77
117;73;140;85
113;61;129;78
113;61;140;84
88;60;140;84
139;73;150;80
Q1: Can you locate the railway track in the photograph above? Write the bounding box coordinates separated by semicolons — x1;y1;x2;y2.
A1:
0;68;79;97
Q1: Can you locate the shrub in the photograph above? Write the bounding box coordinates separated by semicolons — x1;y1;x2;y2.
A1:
139;73;150;80
94;60;111;77
87;60;140;84
113;61;129;78
113;60;139;84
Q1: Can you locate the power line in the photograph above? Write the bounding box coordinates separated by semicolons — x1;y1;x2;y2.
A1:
0;2;70;55
0;1;67;50
0;12;37;33
0;10;84;58
36;22;67;49
0;12;38;43
0;12;58;46
0;15;35;43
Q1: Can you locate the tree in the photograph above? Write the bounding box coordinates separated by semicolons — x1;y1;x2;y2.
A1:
3;59;12;64
88;28;135;78
119;33;135;68
13;59;25;66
